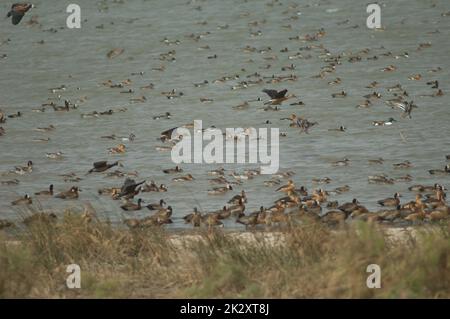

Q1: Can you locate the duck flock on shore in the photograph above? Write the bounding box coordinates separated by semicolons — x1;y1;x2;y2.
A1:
0;1;449;231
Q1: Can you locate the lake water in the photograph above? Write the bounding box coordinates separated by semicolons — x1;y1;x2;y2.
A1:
0;0;449;228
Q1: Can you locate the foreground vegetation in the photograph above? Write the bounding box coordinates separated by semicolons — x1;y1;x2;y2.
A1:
0;210;449;298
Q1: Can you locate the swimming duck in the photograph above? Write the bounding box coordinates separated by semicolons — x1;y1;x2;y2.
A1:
229;199;245;217
146;199;166;211
264;179;281;187
408;184;440;193
368;158;384;165
202;213;223;229
368;174;395;185
153;206;173;219
11;194;32;205
108;144;126;154
35;184;54;196
34;125;56;132
393;160;412;169
236;213;258;228
332;158;350;167
372;118;396;126
7;111;22;119
207;184;233;195
153;112;171;120
328;126;346;132
163;166;183;174
321;210;348;226
121;198;143;211
228;190;247;204
331;91;347;98
395;174;413;182
378;192;401;207
88;161;119;173
183;208;202;227
172;174;194;182
262;88;296;105
1;179;20;186
429;165;450;175
7;4;33;25
55;186;80;199
208;167;225;176
338;199;362;215
46;152;64;160
14;161;33;175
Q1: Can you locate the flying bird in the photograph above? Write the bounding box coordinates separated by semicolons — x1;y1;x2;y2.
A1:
7;3;33;25
262;89;296;105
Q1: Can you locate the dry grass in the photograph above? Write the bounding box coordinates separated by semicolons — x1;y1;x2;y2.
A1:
0;211;449;298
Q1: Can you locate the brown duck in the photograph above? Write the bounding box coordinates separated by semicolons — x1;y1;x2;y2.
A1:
7;3;33;25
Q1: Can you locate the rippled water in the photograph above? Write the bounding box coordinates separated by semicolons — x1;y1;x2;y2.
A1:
0;0;449;228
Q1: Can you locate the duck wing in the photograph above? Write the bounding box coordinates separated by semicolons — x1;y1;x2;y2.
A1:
10;11;25;25
262;89;279;99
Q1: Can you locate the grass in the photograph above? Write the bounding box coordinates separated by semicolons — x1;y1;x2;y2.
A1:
0;210;449;298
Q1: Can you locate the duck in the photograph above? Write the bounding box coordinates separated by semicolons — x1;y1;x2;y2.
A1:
236;213;258;228
120;198;143;211
372;118;396;126
153;112;171;120
368;158;384;165
11;194;32;205
163;165;183;174
332;158;350;167
408;184;440;193
172;174;194;182
276;180;295;193
328;126;346;132
7;4;34;25
55;186;80;199
34;125;56;132
46;152;64;160
146;199;166;211
118;178;145;198
228;190;247;204
88;161;119;173
393;161;412;169
395;174;413;182
262;88;296;105
338;199;362;215
152;206;173;219
321;210;348;226
429;165;450;175
208;167;225;176
35;184;54;196
202;213;223;228
14;161;33;175
98;187;121;197
229;199;245;217
207;184;233;195
331;91;347;98
1;179;20;186
378;192;401;207
108;144;126;154
183;208;202;227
